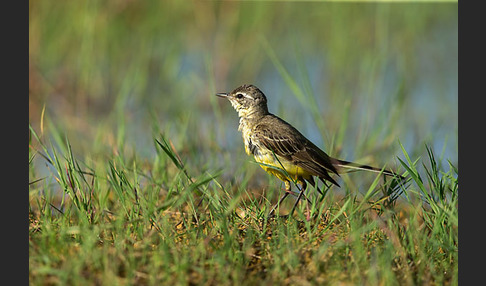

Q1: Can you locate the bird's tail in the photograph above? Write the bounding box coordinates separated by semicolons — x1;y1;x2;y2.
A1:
332;159;404;180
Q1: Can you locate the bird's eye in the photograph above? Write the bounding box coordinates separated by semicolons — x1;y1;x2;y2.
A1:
236;93;243;99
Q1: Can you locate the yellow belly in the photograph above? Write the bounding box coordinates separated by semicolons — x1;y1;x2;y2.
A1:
242;128;311;182
253;152;311;182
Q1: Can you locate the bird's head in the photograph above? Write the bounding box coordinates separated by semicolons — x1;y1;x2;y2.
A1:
216;84;269;118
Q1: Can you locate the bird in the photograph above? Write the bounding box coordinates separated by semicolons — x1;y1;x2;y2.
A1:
215;84;403;217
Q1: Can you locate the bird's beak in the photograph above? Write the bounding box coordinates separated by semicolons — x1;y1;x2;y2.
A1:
215;92;229;98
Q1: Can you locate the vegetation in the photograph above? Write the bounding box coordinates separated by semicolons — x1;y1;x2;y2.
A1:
29;1;457;285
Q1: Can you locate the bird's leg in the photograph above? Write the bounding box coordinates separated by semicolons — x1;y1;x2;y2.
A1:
268;181;292;218
290;180;308;216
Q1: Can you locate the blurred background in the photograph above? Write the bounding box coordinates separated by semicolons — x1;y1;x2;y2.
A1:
29;1;457;188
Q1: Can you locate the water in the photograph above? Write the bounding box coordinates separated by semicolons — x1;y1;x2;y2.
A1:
29;2;458;187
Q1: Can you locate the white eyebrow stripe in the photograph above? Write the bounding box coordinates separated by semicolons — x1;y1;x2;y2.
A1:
242;93;253;100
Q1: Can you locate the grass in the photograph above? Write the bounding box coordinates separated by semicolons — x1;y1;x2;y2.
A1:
29;1;457;285
29;122;458;285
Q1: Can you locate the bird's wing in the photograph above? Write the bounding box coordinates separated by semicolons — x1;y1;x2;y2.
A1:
253;116;340;185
